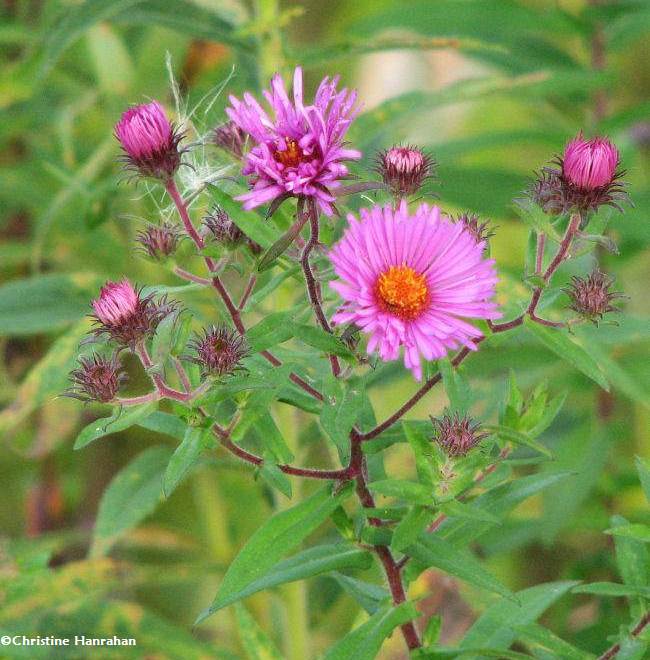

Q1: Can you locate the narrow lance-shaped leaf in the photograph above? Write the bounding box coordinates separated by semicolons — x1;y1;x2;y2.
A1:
163;426;212;498
524;317;609;391
407;534;512;599
75;402;158;450
323;602;418;660
197;483;352;622
91;445;171;558
233;603;283;660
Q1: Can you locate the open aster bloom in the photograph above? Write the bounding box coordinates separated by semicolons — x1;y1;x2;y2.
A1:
328;201;500;380
226;67;361;216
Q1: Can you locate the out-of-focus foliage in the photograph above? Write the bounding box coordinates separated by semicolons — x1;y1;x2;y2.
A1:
1;0;649;658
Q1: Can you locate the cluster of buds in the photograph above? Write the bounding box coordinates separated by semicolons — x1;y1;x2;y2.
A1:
187;325;248;377
431;413;488;457
529;133;628;216
203;206;262;254
376;145;434;197
66;353;125;403
565;270;623;325
114;101;183;181
136;222;181;260
91;279;174;348
211;121;248;159
454;212;494;248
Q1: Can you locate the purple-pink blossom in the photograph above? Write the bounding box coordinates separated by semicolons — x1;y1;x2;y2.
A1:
226;67;361;216
328;201;500;380
114;101;182;179
93;280;139;326
562;134;619;191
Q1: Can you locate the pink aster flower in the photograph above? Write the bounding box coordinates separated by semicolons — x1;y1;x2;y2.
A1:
328;201;500;380
562;134;619;191
226;66;361;216
114;101;183;180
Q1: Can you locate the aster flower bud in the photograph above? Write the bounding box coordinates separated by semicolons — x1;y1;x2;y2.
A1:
565;270;623;324
431;413;488;457
377;145;434;197
114;101;183;181
136;222;181;260
66;353;125;403
188;325;248;377
562;134;619;191
455;212;494;247
203;207;244;247
212;121;248;159
91;279;173;347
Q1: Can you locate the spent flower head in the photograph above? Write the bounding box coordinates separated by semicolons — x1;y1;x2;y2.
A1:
328;201;500;381
203;206;245;247
455;212;494;247
188;325;248;377
212;120;248;159
226;66;361;216
66;353;125;403
566;270;624;324
431;413;488;457
91;279;174;347
136;222;181;260
377;145;434;197
114;100;183;181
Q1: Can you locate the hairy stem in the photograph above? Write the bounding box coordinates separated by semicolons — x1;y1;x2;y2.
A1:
302;199;341;377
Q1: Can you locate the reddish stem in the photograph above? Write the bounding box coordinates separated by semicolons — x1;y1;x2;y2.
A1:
165;180;205;252
302;200;341;377
598;612;650;660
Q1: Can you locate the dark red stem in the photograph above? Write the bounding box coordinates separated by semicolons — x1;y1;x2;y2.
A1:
598;612;650;660
302;199;341;377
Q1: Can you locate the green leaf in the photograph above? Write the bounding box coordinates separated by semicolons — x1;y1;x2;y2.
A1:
440;357;471;413
331;574;390;615
86;23;134;95
460;581;579;649
257;217;306;271
513;622;594;659
528;391;567;438
403;422;436;487
246;312;295;352
163;427;211;498
151;310;179;370
368;479;433;506
484;424;552;458
137;411;187;441
204;543;371;613
392;506;434;553
572;582;650;599
320;380;364;463
91;445;171;557
442;472;572;546
423;614;442;646
407;535;512;598
258;463;292;499
294;324;355;358
524;318;609;391
606;524;650;543
635;456;650;504
245;265;300;310
438;500;501;525
198;484;351;622
233;603;283;660
610;515;649;619
74;402;158;450
0;273;101;335
323;602;418;660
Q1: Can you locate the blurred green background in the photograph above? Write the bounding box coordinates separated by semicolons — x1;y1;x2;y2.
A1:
1;0;649;658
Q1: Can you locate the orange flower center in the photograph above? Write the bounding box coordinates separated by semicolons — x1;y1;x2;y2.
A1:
274;138;303;168
376;265;429;320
